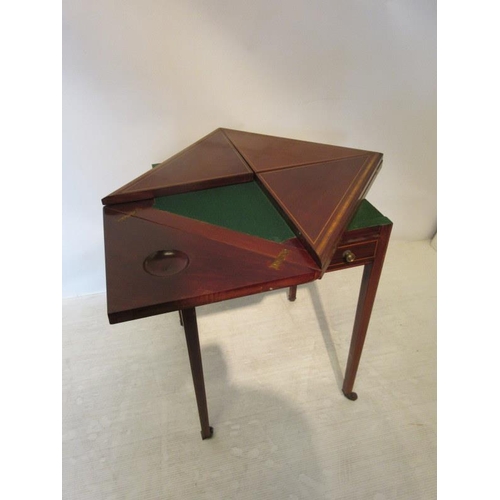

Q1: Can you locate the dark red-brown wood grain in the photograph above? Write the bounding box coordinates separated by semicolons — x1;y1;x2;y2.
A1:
257;153;383;272
103;127;384;319
222;128;372;172
102;129;253;205
103;206;320;324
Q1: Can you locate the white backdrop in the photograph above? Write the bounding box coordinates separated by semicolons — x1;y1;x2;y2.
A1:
63;0;436;297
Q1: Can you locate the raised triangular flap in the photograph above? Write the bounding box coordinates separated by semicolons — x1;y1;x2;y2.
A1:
102;129;253;205
223;128;372;173
258;154;383;272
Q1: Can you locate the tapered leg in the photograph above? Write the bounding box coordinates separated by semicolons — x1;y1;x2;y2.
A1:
179;310;184;326
288;285;297;302
182;307;213;439
342;224;392;400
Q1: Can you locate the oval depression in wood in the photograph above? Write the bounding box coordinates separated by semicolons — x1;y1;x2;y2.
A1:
143;250;190;277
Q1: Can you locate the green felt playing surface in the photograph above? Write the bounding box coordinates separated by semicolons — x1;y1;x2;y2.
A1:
151;163;391;242
347;199;392;231
153;181;296;243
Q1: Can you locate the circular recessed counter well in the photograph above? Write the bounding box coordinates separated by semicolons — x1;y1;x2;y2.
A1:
143;250;189;277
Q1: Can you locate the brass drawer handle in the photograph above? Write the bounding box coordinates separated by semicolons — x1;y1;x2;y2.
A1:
343;250;356;263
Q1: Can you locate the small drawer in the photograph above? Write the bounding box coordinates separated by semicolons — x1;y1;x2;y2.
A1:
339;226;381;245
328;240;378;269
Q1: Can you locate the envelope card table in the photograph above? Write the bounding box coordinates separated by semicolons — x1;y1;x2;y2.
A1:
102;129;392;439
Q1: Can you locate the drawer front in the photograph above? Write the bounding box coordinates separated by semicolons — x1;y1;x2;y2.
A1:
328;240;378;269
339;226;381;245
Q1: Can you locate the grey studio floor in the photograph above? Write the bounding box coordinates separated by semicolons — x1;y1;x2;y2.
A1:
62;240;436;500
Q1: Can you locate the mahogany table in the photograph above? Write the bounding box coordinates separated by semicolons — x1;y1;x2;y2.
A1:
102;129;392;439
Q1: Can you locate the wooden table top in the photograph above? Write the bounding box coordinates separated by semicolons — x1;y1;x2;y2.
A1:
102;128;383;323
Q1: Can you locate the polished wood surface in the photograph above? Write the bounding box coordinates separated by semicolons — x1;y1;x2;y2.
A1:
287;220;393;400
102;129;253;205
258;153;382;272
106;198;318;269
102;128;392;439
103;128;383;273
182;308;213;439
342;224;392;400
103;205;319;324
223;128;372;172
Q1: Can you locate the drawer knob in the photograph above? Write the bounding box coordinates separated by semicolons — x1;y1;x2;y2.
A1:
343;250;356;263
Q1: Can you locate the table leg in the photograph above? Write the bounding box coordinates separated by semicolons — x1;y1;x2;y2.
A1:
182;307;214;439
342;224;392;401
179;310;184;326
288;285;297;302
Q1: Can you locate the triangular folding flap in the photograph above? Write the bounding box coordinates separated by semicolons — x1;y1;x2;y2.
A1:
102;129;253;205
258;154;383;272
223;128;373;173
104;207;319;323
